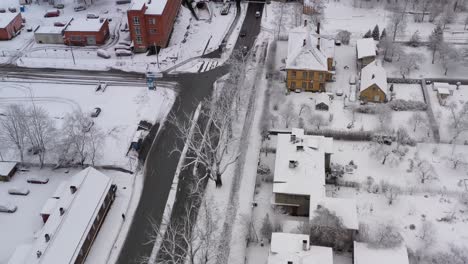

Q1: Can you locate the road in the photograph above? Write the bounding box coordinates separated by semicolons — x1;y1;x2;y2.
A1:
116;2;265;263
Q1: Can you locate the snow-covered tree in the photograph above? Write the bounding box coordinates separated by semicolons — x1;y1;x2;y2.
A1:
439;43;460;75
384;185;401;205
304;0;325;27
380;28;387;39
309;113;327;130
375;104;392;130
408;112;428;133
336;30;352;45
0;104;28;162
419;0;432;22
364;29;372;38
387;7;407;41
372;25;380;40
429;24;444;64
418;221;436;249
25;104;56;167
398;52;424;78
280;101;296;128
260;214;273;242
408;30;421;47
415;159;437;183
440;7;456;29
448;101;468;141
448;153;467;169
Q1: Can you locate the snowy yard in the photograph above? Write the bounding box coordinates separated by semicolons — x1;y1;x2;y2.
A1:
391;84;424;102
0;81;176;168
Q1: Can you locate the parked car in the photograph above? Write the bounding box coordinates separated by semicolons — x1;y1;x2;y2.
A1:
8;7;17;13
0;8;6;13
0;203;17;213
91;107;102;117
27;176;49;184
220;3;230;15
334;39;341;46
8;187;30;196
335;89;343;96
87;13;99;19
44;9;60;17
349;75;356;85
83;120;94;132
54;3;65;9
118;41;132;47
97;49;111;59
74;5;86;12
115;49;132;57
255;11;261;18
240;30;246;37
114;45;131;52
116;0;132;4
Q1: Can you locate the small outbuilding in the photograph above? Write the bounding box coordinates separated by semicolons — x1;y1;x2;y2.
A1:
64;18;109;46
0;161;18;181
34;26;66;44
356;38;377;69
315;93;330;111
0;13;23;40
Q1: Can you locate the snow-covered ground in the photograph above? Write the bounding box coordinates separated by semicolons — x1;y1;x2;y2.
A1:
0;0;239;73
0;81;176;168
0;167;132;263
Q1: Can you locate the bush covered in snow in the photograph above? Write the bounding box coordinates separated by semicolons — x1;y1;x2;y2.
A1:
305;128;373;141
388;99;427;111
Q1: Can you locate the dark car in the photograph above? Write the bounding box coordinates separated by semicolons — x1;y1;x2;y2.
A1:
44;9;60;17
54;21;66;27
240;30;246;37
91;107;101;117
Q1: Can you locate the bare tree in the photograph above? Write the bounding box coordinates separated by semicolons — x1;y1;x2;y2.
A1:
419;0;432;22
309;113;327;130
336;30;352;45
371;222;403;248
429;2;444;22
448;101;468;141
375;105;392;130
280;101;296;128
398;52;424;78
387;6;407;41
415;159;437;183
418;221;436;249
439;43;460;75
409;112;428;132
0;104;28;162
448;153;466;169
385;185;401;205
440;7;456;29
25;105;55;167
408;30;421;47
309;207;351;250
465;15;468;30
429;24;444;64
304;0;325;27
260;214;273;242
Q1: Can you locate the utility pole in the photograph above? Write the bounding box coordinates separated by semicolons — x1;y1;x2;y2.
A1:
70;45;76;65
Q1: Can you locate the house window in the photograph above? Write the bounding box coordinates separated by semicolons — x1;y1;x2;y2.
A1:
148;18;156;25
291;82;296;89
133;16;140;25
291;71;296;78
135;26;141;35
302;82;307;89
302;72;307;79
136;36;143;44
149;29;156;35
70;36;81;41
319;73;323;81
309;72;314;79
308;82;314;89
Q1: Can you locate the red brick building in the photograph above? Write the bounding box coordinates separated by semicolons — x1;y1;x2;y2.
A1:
127;0;182;53
64;19;109;46
0;13;23;40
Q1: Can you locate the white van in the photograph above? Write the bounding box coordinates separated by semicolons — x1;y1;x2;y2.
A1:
87;13;99;19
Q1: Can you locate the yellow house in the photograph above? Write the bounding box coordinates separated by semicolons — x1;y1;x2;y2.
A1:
359;61;388;103
285;26;335;92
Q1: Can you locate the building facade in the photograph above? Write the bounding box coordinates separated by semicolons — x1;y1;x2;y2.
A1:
64;19;109;46
0;13;23;40
128;0;182;53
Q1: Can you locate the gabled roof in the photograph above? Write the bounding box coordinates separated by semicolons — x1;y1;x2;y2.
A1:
315;93;330;106
268;233;333;264
360;61;387;94
0;161;17;176
0;12;20;29
286;26;334;71
357;38;377;59
354;242;409;264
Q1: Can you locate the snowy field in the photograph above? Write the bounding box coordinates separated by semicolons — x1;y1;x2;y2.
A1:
0;0;239;73
392;84;424;102
0;81;176;168
0;167;133;263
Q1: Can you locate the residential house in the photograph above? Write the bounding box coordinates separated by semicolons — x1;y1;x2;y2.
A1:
315;93;330;111
433;82;453;106
64;19;109;46
0;161;18;181
268;232;333;264
127;0;182;53
0;13;23;40
354;241;410;264
359;61;388;103
286;24;335;92
303;0;319;15
9;167;117;264
356;38;376;69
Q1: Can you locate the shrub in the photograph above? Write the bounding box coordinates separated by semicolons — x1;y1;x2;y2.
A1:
388;99;427;111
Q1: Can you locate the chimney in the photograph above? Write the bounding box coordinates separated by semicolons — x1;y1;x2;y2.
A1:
302;240;309;251
317;37;321;50
290;134;296;142
316;22;320;34
372;74;375;79
296;145;304;151
304;19;307;27
302;39;306;47
45;234;50;243
70;185;77;194
289;160;297;168
59;207;65;216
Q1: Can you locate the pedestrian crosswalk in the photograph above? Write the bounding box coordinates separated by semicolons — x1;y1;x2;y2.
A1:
198;59;220;73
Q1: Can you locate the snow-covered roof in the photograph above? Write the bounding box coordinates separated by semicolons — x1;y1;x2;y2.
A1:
286;26;334;71
129;0;169;15
268;233;333;264
65;18;107;32
354;242;409;264
273;128;332;197
356;38;376;59
40;198;59;216
437;87;450;95
7;244;32;264
360;61;387;94
310;197;359;230
35;26;65;35
0;161;17;176
0;13;20;28
315;93;330;106
433;82;452;91
16;167;113;264
52;182;67;199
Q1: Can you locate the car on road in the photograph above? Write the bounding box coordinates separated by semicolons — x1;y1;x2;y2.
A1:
335;89;344;96
74;5;86;12
240;30;246;37
8;187;30;196
255;11;261;18
0;8;5;13
0;203;17;213
27;176;49;184
91;107;102;117
87;13;99;19
44;9;60;17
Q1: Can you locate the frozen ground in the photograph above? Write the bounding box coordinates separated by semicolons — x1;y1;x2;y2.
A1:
0;167;132;263
0;0;239;73
0;81;176;168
